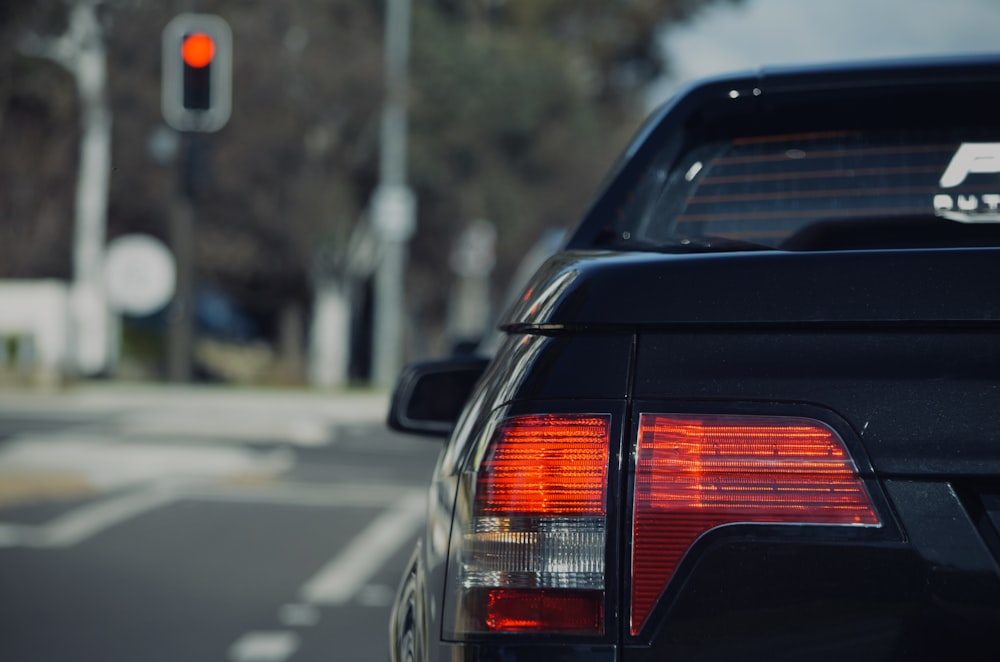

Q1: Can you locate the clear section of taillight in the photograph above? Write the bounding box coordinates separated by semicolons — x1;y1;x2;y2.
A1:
630;414;881;636
461;516;605;589
447;414;611;636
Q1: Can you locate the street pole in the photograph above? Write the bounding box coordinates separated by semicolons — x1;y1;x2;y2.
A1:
371;0;416;388
160;14;233;382
166;134;196;383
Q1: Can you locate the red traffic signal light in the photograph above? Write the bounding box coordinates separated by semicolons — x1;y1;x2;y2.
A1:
181;33;214;111
162;14;232;132
181;33;216;68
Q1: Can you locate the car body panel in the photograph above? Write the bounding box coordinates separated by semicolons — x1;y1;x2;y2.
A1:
504;248;1000;329
633;326;1000;477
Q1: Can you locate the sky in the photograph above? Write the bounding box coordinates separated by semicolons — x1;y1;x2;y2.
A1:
649;0;1000;106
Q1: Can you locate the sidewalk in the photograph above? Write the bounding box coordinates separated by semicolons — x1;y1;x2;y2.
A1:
0;381;391;425
0;382;397;513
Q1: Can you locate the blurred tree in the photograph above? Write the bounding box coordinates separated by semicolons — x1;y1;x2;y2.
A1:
407;0;741;333
432;0;726;100
0;0;79;280
0;0;739;378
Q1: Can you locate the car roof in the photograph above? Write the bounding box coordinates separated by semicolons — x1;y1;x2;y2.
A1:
693;52;1000;93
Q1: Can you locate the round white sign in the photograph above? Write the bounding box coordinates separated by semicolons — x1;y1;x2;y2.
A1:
104;234;176;315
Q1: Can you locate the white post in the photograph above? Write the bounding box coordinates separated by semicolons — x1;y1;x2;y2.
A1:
309;281;351;388
371;0;416;388
70;2;113;376
19;0;113;376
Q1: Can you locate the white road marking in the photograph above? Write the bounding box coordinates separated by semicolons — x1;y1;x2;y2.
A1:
0;481;424;549
117;414;336;447
286;419;332;447
277;603;320;627
299;490;425;605
0;436;294;491
0;482;178;549
356;583;396;608
228;631;300;662
187;481;416;508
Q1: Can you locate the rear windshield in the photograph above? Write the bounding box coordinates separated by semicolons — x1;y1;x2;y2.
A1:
596;82;1000;252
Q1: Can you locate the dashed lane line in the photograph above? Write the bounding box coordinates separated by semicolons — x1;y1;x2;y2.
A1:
228;630;300;662
227;491;426;662
299;489;425;605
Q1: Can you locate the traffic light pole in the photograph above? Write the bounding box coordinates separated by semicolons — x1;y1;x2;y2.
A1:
166;134;196;383
161;14;231;382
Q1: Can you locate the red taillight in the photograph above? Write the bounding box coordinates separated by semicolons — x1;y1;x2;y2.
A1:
630;414;880;635
451;414;610;636
476;415;609;517
468;588;604;633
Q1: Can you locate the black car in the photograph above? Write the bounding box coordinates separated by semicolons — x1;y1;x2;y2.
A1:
386;55;1000;661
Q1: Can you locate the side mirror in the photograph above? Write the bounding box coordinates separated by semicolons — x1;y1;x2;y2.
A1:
387;357;490;438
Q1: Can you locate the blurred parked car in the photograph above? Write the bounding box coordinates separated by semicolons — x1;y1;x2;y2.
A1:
387;55;1000;661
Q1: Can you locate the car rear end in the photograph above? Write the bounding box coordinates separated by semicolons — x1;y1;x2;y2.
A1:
612;253;1000;660
389;55;1000;661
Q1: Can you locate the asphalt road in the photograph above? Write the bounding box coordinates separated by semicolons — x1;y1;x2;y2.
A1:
0;385;443;662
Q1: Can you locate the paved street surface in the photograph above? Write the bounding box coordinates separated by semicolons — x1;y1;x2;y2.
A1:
0;384;443;662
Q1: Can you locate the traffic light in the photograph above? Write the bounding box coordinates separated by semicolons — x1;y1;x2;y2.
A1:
162;14;232;132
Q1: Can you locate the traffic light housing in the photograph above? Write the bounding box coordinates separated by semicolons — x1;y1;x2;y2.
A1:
162;14;232;132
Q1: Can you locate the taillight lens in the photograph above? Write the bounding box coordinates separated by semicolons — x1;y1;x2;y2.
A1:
630;414;880;635
450;414;611;636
